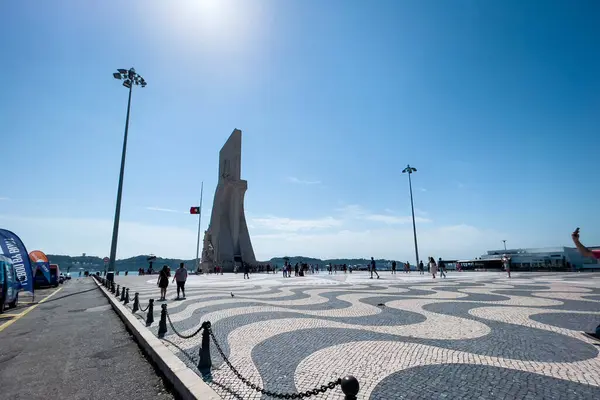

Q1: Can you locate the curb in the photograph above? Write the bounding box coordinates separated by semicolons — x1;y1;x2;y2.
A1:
93;278;222;400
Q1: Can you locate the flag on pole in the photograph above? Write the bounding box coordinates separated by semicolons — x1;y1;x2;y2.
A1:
190;207;200;214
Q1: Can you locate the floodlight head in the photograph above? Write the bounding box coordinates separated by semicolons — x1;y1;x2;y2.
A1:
128;68;136;79
117;69;128;74
123;79;132;88
113;72;122;79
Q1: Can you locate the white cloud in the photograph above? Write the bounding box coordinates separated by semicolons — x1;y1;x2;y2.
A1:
363;214;430;224
250;216;342;232
0;197;8;200
145;206;183;213
286;177;321;185
0;214;512;262
0;214;197;260
418;187;427;192
414;208;429;217
252;224;507;261
336;204;431;224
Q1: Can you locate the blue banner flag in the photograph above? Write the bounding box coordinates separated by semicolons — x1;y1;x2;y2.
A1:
36;261;51;284
0;229;34;293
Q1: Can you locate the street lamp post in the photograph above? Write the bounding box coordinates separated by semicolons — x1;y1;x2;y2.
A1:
502;240;507;251
107;68;147;282
402;165;419;269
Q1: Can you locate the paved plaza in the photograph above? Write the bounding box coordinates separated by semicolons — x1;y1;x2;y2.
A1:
114;271;600;399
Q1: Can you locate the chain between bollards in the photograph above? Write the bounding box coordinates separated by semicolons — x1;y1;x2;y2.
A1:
139;298;150;313
207;324;358;399
158;304;360;399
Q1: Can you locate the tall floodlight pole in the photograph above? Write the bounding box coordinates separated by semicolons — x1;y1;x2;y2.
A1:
107;68;147;282
402;165;419;269
502;240;507;251
195;182;204;273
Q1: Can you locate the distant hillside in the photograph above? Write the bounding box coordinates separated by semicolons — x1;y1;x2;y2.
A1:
46;254;192;272
45;254;394;272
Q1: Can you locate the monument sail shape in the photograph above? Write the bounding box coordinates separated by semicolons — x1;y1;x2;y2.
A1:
201;129;256;272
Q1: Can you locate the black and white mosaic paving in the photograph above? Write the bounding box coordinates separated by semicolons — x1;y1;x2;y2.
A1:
115;271;600;399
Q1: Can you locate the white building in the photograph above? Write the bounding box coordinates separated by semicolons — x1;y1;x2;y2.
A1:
475;246;600;271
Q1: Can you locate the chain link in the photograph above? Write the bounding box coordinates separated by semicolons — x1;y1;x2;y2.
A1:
207;327;341;398
139;302;150;312
165;310;205;339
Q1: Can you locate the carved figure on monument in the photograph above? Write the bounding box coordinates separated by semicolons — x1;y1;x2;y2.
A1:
201;129;256;272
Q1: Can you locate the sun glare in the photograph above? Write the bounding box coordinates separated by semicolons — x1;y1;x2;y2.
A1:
172;0;259;49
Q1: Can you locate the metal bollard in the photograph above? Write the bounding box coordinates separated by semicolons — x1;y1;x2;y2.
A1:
340;375;359;400
132;292;139;313
116;285;120;297
124;288;130;305
146;299;154;326
120;287;126;302
158;304;167;338
197;321;212;374
111;282;115;294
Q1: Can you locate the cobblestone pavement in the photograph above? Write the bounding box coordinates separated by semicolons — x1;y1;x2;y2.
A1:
113;271;600;399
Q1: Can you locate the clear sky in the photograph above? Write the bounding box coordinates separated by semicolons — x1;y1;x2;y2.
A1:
1;0;599;262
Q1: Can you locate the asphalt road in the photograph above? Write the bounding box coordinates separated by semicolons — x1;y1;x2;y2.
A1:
0;278;174;400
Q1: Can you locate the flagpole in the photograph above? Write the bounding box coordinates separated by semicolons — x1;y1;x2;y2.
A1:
195;182;204;272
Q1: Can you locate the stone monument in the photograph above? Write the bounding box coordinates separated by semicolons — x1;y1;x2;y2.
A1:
200;129;256;272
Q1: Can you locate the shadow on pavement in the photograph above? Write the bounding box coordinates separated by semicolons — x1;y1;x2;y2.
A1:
31;287;99;305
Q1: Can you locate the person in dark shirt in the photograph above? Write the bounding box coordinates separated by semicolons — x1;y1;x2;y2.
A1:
243;262;250;279
370;257;380;279
157;265;170;301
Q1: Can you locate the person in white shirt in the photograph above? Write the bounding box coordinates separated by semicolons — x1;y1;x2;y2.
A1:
173;262;188;299
502;254;511;278
428;257;438;279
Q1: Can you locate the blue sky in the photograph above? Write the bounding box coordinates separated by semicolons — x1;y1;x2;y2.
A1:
1;0;599;261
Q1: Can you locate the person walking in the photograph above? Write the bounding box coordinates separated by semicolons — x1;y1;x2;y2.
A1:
502;254;511;278
173;262;188;299
438;258;447;278
428;257;438;279
157;265;170;301
391;260;396;274
370;257;380;279
418;260;424;275
243;262;250;279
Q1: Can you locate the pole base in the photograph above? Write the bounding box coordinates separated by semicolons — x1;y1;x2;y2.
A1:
106;272;115;282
